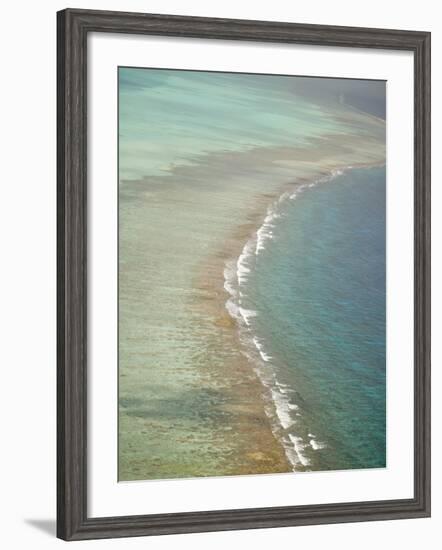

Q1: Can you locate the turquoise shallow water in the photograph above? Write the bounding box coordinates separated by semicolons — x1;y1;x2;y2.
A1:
237;167;386;470
119;67;386;480
119;67;383;182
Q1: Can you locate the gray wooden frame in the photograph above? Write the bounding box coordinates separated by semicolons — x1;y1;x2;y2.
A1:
57;8;431;541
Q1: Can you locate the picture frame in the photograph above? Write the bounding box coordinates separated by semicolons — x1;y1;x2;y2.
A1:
57;8;431;541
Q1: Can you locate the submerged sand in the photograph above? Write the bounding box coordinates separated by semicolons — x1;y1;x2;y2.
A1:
119;117;386;480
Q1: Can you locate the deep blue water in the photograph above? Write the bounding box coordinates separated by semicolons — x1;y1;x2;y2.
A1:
244;167;386;471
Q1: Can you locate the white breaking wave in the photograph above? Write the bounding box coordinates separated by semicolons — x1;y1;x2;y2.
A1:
270;388;295;431
221;167;350;470
288;435;311;467
223;261;236;296
253;337;272;362
310;439;327;451
236;240;254;285
255;211;277;255
238;307;257;326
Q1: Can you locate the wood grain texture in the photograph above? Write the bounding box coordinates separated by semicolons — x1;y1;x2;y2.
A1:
57;8;431;541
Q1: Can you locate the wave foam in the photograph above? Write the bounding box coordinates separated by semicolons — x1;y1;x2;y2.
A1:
239;307;257;326
271;388;295;430
253;337;272;361
255;211;276;255
237;240;254;285
288;435;311;467
310;439;327;451
221;167;349;470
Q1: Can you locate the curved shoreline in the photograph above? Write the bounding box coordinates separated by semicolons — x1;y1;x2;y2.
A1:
120;139;386;481
216;162;385;472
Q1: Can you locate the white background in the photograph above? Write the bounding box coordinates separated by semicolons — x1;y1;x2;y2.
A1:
0;0;439;548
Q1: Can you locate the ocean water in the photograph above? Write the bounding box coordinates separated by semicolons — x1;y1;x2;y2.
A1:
230;166;386;470
118;67;386;480
119;68;384;182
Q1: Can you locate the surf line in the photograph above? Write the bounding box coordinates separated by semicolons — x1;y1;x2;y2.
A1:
222;169;350;470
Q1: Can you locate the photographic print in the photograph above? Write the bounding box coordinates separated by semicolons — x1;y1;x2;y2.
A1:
57;9;431;539
118;68;386;482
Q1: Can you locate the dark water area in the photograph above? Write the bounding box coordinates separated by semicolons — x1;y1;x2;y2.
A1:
243;167;386;470
292;77;386;119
